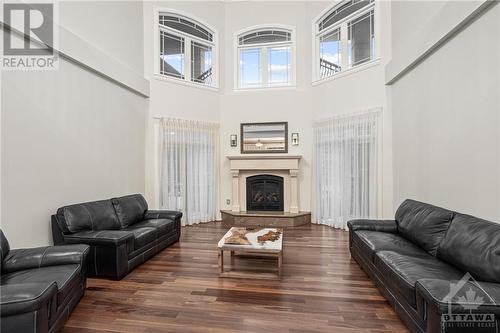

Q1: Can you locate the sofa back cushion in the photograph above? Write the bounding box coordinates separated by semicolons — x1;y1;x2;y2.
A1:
56;199;121;233
111;194;148;228
395;199;454;256
437;213;500;283
0;229;10;272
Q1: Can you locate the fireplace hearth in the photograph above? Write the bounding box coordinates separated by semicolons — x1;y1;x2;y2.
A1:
246;175;284;211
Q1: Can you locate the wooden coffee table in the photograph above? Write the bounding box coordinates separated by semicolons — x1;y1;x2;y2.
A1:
217;227;283;280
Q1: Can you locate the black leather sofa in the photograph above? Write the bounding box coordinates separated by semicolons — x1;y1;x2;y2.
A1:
51;194;182;280
348;199;500;333
0;230;89;333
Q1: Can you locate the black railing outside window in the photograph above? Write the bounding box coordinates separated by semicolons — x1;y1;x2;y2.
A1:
320;58;341;78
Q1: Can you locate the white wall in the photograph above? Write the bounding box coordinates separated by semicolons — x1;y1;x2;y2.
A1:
59;1;145;74
143;1;224;207
390;2;500;221
390;0;446;65
1;1;148;247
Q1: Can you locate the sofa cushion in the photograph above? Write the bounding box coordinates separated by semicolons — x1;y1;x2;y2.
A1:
1;264;81;307
130;219;175;238
395;199;454;256
374;251;463;308
111;194;148;228
437;213;500;283
352;230;425;262
57;200;121;233
124;227;157;250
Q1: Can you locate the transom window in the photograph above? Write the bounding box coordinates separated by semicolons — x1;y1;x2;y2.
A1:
315;0;375;81
158;13;216;87
236;27;294;89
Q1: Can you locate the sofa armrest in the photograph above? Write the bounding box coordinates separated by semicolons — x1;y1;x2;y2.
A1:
347;219;397;233
2;244;89;273
0;282;57;316
144;209;182;221
60;230;134;280
416;278;500;316
63;230;134;247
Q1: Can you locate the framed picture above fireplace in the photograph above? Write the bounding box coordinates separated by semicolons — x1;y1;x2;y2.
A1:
240;122;288;154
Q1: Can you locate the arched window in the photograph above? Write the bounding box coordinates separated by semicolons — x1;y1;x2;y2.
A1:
158;12;217;87
236;27;295;89
314;0;376;81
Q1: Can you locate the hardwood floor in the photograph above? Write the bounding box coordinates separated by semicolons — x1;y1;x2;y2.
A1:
61;222;409;333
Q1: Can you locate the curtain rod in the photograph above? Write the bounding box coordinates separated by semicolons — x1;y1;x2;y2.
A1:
152;116;220;126
153;116;218;121
313;107;382;127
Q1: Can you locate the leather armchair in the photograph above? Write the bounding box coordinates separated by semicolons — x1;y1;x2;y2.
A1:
0;229;89;333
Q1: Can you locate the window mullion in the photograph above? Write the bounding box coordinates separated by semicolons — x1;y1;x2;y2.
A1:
237;48;241;87
262;46;268;87
340;22;349;70
160;31;164;75
315;34;320;80
185;37;192;82
371;10;377;60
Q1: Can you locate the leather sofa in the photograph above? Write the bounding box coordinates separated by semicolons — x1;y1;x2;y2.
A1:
51;194;182;280
0;230;89;333
348;199;500;333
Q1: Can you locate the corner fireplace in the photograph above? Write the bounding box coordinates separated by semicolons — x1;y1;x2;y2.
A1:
246;175;284;211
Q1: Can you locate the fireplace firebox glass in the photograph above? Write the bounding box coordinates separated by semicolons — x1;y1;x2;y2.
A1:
246;175;284;211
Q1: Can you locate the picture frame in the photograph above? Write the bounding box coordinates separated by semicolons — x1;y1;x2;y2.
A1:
240;122;288;154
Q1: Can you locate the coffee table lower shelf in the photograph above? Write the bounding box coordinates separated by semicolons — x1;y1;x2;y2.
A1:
218;249;283;280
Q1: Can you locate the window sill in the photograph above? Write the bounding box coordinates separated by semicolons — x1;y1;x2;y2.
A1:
312;58;381;86
232;85;297;93
154;74;219;92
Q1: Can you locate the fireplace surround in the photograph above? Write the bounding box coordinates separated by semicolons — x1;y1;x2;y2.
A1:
221;154;310;227
225;154;301;213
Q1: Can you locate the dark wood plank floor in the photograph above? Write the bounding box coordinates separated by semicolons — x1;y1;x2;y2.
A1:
61;222;409;333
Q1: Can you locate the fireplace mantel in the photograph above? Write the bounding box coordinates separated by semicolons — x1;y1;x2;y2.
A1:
226;155;301;213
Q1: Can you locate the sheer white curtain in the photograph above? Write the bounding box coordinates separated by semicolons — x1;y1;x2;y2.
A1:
313;109;380;230
157;118;219;226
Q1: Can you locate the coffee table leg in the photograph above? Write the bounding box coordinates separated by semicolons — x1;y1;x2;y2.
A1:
218;249;224;275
